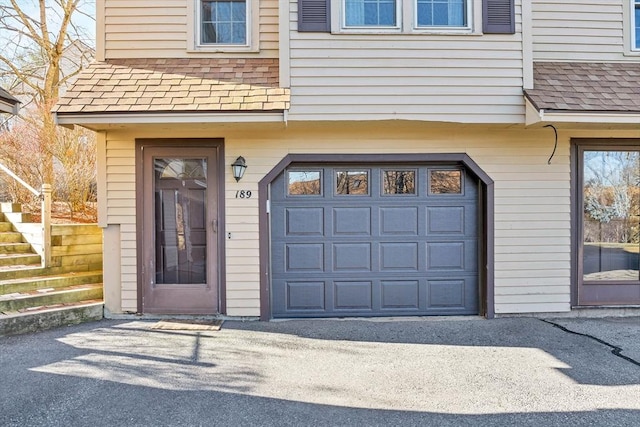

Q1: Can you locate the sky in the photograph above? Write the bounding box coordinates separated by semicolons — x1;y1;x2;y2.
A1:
6;0;96;47
73;0;96;46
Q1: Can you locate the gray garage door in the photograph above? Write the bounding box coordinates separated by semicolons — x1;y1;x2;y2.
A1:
270;164;479;318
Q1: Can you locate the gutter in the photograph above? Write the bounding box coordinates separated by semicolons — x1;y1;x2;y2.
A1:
53;111;288;128
524;97;640;126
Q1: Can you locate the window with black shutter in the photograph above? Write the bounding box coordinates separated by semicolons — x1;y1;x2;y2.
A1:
296;0;515;35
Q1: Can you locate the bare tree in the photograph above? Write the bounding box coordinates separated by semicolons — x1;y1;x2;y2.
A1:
0;0;94;183
0;1;96;220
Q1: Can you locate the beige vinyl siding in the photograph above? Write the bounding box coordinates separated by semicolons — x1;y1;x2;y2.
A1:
102;124;640;317
287;1;525;123
104;137;136;312
103;0;279;59
532;0;629;61
101;123;577;317
228;125;572;315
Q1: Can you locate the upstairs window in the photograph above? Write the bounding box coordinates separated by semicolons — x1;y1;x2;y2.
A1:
416;0;468;28
344;0;399;28
200;0;248;45
301;0;514;34
635;0;640;50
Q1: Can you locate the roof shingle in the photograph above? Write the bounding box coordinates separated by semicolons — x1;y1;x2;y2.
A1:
524;62;640;113
54;58;289;114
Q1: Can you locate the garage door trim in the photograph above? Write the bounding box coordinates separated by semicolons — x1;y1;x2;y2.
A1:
258;153;494;320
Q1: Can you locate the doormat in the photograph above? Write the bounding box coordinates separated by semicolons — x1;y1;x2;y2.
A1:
150;319;223;331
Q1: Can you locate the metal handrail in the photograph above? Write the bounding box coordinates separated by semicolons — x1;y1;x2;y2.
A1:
0;162;40;197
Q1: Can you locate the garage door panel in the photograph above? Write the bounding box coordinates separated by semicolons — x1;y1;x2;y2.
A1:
427;278;478;312
380;207;419;235
334;281;373;310
287;281;326;310
333;243;372;271
333;207;371;235
286;243;325;272
427;206;466;234
427;242;465;270
286;207;324;236
428;279;466;308
380;242;419;271
381;280;420;309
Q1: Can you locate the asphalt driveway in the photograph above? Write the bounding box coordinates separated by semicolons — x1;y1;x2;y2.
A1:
1;317;639;426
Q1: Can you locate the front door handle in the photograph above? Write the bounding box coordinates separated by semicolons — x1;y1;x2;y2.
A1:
212;219;218;233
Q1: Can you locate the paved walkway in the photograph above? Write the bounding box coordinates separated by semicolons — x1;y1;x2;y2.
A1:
1;317;639;426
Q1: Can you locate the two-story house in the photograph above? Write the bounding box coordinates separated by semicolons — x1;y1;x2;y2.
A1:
54;0;640;320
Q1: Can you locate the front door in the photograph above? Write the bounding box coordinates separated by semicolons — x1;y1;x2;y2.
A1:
140;144;220;314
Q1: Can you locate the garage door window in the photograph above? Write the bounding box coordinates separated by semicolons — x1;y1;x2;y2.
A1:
429;169;462;195
382;170;416;195
288;170;322;196
336;170;369;195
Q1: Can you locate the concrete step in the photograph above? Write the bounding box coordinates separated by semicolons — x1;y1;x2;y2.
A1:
0;242;33;254
0;232;23;243
0;301;103;336
0;222;12;232
0;283;103;313
0;271;103;295
0;253;41;267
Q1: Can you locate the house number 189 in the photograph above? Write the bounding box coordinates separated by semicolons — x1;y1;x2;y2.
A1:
235;190;252;199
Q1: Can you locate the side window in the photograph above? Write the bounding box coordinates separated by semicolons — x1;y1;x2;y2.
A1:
199;0;248;46
343;0;399;28
580;149;640;282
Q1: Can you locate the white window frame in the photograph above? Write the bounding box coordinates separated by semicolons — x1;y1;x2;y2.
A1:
624;0;640;55
633;0;640;51
332;0;481;35
187;0;259;53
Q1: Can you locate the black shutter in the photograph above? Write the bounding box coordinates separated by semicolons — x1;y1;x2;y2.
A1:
483;0;515;34
298;0;331;32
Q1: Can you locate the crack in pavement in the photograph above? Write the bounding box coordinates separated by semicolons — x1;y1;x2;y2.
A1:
540;319;640;368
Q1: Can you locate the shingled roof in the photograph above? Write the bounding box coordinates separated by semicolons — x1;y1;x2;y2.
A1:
54;58;289;115
524;62;640;113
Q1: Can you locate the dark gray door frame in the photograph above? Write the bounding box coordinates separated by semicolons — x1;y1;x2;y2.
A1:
258;153;495;320
135;138;226;315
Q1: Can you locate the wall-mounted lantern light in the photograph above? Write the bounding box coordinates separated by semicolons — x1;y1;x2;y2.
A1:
231;156;247;182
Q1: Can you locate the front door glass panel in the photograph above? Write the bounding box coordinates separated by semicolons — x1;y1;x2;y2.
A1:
582;151;640;281
154;158;208;285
